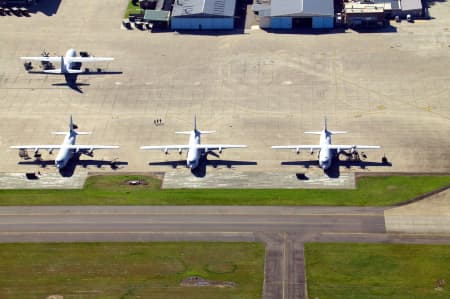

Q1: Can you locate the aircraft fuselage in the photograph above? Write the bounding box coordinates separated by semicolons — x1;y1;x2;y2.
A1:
55;131;76;169
318;130;333;170
186;130;201;169
62;48;77;73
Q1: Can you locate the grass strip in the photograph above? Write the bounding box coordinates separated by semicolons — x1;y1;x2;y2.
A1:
0;175;448;206
0;242;264;299
124;0;142;18
305;243;450;299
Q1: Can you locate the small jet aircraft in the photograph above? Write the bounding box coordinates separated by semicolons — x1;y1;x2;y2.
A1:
140;117;247;170
11;115;119;169
272;117;381;170
20;49;114;75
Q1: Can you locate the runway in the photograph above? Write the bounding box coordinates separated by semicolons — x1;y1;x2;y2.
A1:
1;206;449;299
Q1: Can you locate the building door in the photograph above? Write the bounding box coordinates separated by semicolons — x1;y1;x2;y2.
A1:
292;17;312;28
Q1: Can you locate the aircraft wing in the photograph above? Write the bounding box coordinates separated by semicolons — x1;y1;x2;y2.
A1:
196;144;247;150
328;145;381;150
140;145;191;151
65;145;119;150
67;57;114;63
10;145;63;150
20;56;61;62
272;145;322;150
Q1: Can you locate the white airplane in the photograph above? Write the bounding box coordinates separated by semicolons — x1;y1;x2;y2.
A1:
20;48;114;75
11;115;119;169
272;118;381;170
140;117;247;170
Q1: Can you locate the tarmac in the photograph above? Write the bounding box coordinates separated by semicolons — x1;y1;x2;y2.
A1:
0;0;449;177
0;205;449;299
385;187;450;234
0;1;450;298
0;171;87;189
162;170;356;189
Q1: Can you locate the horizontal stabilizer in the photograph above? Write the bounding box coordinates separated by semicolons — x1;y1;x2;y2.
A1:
43;69;63;74
175;131;193;135
329;131;347;134
51;132;68;135
67;69;83;74
303;131;323;135
199;130;216;134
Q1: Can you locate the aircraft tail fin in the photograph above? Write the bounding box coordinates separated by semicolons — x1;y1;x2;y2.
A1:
194;114;197;131
69;115;75;132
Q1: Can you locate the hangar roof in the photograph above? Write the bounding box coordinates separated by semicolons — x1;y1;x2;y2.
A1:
172;0;236;17
270;0;334;17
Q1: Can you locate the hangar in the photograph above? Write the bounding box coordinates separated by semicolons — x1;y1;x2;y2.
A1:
171;0;236;30
254;0;334;29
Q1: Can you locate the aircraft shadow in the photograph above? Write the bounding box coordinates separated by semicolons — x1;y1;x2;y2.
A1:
27;71;122;93
27;0;62;16
18;154;127;177
281;153;392;178
148;155;257;178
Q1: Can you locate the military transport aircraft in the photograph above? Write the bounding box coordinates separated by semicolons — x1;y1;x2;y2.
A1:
272;117;381;171
140;116;247;170
11;115;119;169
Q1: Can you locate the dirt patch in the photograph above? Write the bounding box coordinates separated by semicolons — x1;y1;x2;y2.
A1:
434;279;446;291
180;276;236;288
387;185;397;190
46;296;63;299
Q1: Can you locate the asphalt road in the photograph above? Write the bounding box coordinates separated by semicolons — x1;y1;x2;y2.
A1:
1;206;449;299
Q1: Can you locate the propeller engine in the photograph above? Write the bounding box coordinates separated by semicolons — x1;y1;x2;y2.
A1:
164;148;169;155
178;148;182;155
296;148;300;154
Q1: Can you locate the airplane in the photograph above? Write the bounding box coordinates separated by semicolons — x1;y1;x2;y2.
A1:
10;115;119;169
272;117;381;171
140;116;247;170
20;49;114;75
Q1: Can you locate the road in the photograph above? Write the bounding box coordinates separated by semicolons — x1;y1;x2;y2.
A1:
1;206;449;299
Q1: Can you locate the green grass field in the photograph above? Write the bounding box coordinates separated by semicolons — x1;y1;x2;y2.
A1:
0;242;264;299
0;175;448;206
305;243;450;299
124;0;142;18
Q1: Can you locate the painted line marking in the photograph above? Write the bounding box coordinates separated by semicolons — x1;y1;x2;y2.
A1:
0;212;384;217
0;231;255;235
